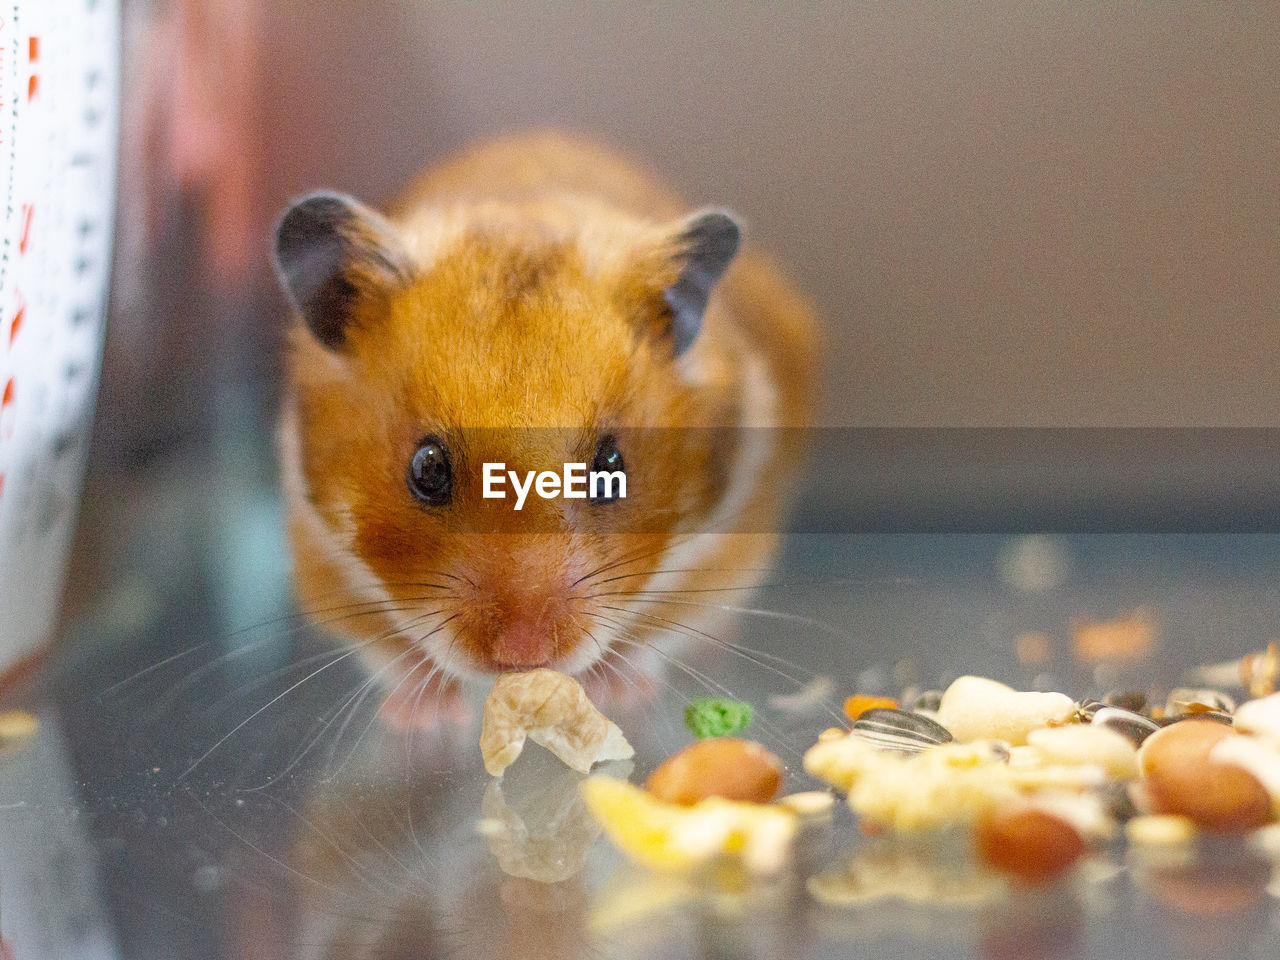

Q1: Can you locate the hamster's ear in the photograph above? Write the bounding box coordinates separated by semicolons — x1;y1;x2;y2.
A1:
273;191;412;350
663;209;741;356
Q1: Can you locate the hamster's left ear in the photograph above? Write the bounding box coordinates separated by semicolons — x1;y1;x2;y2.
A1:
664;209;741;356
273;191;412;351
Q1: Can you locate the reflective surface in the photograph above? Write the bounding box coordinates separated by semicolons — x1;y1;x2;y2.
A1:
5;430;1280;958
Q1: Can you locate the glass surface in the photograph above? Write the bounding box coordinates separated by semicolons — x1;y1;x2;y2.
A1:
4;405;1280;960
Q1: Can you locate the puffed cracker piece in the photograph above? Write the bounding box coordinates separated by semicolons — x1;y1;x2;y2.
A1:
480;669;633;776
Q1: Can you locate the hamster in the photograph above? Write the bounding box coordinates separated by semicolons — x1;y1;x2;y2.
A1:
272;132;819;727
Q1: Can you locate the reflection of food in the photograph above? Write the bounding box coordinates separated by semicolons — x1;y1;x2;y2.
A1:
0;709;38;752
810;842;1002;907
644;738;783;806
767;675;835;714
1134;857;1273;916
1240;643;1280;698
479;764;612;883
1071;607;1156;663
975;808;1085;884
587;868;696;934
581;776;797;874
480;669;633;776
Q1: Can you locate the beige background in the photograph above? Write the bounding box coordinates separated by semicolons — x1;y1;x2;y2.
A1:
254;3;1275;427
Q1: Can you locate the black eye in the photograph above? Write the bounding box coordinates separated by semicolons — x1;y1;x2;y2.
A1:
407;435;453;506
590;435;625;504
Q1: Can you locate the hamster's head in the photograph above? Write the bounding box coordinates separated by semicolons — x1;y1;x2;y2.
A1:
273;192;747;680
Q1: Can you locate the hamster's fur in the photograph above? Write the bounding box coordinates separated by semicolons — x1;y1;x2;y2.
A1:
274;132;818;725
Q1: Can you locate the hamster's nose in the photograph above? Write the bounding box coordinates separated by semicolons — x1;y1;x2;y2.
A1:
490;616;555;669
460;535;586;671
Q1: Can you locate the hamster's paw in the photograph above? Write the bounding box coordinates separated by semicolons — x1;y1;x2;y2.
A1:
377;662;470;731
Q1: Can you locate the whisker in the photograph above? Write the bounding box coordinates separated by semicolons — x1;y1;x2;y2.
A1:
601;604;829;695
338;793;422;884
595;605;846;729
327;614;461;780
158;604;446;715
606;596;850;642
260;793;398;900
175;635;393;784
582;576;866;598
264;644;427;790
570;535;698;588
590;566;777;587
603;630;801;759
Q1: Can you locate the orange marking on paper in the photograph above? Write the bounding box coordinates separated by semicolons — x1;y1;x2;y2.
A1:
9;299;24;347
18;205;32;255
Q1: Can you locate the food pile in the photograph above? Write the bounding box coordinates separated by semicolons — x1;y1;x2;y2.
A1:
478;652;1280;890
808;675;1280;885
480;679;815;874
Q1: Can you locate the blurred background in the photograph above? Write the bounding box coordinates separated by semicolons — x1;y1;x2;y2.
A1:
67;0;1279;623
1;5;1278;958
103;0;1279;439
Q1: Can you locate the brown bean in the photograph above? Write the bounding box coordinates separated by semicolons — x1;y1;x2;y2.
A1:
644;738;784;806
976;808;1086;885
1137;719;1273;833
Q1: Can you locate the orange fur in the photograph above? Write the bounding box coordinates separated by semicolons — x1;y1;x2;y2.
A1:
279;132;819;712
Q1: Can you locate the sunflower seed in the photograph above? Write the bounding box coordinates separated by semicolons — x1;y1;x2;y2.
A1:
1091;706;1161;745
1103;690;1148;714
851;708;953;753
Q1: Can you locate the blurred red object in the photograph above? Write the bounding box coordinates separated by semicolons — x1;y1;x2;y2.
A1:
127;0;266;285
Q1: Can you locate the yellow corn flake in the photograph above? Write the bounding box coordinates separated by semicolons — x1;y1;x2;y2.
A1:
581;776;797;874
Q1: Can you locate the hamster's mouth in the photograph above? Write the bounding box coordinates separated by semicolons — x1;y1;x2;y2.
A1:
472;635;609;679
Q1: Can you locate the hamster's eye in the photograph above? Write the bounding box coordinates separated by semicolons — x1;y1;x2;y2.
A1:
407;436;453;507
589;435;625;504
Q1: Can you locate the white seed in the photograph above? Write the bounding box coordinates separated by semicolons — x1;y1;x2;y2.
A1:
1027;724;1139;780
937;676;1077;746
1209;735;1280;809
1234;692;1280;743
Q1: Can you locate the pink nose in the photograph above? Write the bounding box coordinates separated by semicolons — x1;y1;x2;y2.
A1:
490;617;554;668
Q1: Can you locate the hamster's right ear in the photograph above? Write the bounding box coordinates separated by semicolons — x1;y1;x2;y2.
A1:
273;191;412;350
